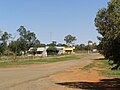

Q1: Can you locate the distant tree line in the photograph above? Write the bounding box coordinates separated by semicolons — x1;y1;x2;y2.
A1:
75;41;97;51
0;26;41;56
0;25;97;56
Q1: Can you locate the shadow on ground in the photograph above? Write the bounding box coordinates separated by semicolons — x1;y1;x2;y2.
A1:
56;78;120;90
94;58;105;60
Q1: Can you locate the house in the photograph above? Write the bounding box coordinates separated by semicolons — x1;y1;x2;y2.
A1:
28;47;47;57
56;46;64;55
28;47;36;56
35;47;47;57
56;46;75;54
63;47;75;54
28;46;75;56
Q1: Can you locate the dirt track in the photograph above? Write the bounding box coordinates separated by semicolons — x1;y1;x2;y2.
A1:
0;53;101;90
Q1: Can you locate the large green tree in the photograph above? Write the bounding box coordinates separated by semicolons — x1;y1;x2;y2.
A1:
75;44;87;50
1;32;11;44
17;26;40;55
9;40;22;55
0;31;11;55
64;34;76;46
95;0;120;69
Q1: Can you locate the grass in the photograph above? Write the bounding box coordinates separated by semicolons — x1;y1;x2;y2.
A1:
0;54;84;68
96;59;120;76
101;70;120;76
81;58;120;76
81;63;95;71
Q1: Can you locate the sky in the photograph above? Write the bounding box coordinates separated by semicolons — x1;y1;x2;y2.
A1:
0;0;109;45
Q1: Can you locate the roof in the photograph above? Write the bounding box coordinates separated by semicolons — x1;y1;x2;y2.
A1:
37;47;46;51
56;46;64;50
64;47;75;50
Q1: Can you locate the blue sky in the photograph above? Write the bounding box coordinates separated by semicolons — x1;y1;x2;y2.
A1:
0;0;109;45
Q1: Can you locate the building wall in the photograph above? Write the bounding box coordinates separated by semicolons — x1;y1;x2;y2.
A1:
28;46;75;56
62;47;75;54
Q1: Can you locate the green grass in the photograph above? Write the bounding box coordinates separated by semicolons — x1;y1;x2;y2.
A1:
97;60;120;76
101;70;120;76
0;54;84;68
97;60;110;68
81;58;120;76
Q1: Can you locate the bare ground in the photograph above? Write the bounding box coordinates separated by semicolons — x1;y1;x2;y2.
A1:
51;55;120;90
51;55;105;83
0;53;118;90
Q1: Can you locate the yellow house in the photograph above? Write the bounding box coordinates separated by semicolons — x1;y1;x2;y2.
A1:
63;47;75;54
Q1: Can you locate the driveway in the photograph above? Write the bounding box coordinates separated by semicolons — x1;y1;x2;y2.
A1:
0;53;101;90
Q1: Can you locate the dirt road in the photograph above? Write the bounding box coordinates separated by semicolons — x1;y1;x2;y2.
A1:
0;53;101;90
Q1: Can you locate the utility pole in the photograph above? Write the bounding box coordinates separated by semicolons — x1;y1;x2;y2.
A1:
88;41;93;54
50;32;52;43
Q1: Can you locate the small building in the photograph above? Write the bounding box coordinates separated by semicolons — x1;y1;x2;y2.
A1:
28;46;75;56
63;47;75;54
28;47;36;56
35;47;47;57
28;47;47;57
56;46;64;55
56;46;75;54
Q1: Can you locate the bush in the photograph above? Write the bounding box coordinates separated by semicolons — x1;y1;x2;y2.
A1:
4;50;15;56
47;46;58;55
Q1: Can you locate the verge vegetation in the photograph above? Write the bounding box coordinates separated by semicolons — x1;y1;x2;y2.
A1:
98;60;120;76
82;59;120;76
0;54;85;68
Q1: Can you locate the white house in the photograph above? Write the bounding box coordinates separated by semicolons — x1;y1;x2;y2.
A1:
28;47;47;57
28;46;75;57
35;47;47;57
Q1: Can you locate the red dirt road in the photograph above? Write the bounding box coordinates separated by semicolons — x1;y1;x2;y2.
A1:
0;53;102;90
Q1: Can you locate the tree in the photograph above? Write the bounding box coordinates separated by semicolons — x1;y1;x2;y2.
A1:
0;32;11;45
52;41;57;46
34;39;41;47
17;26;40;55
47;41;57;46
95;0;120;69
64;34;76;46
75;44;86;50
57;43;67;47
9;40;22;55
0;43;5;55
0;31;12;55
47;46;58;55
